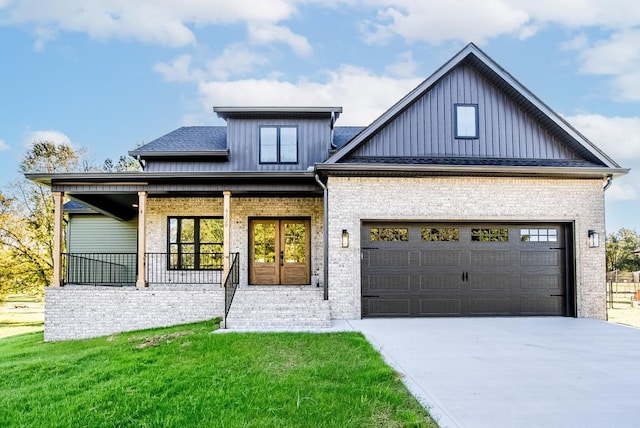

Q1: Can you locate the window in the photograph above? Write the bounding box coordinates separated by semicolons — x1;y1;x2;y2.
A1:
520;228;558;242
168;217;223;270
471;228;508;242
421;228;459;242
259;126;298;163
455;104;479;139
370;227;408;242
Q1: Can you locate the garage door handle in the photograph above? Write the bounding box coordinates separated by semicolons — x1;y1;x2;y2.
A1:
550;294;563;297
362;247;379;250
363;295;380;298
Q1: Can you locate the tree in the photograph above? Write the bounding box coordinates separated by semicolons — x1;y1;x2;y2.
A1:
103;155;140;172
606;228;640;272
0;141;84;300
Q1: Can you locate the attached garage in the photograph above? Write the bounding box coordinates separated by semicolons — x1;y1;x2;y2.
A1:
361;222;575;317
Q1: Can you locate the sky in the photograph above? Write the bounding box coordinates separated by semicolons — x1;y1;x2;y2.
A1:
0;0;639;233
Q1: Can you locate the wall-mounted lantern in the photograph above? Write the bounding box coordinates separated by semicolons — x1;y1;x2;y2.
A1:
588;230;600;248
341;229;349;248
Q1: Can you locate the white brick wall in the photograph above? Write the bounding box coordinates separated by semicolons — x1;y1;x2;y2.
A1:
47;196;324;341
146;196;324;288
45;285;224;341
326;176;607;320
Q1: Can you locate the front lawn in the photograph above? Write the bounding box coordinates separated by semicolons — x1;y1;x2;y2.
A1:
0;320;436;427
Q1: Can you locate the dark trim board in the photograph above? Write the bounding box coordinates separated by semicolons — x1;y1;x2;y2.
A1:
361;221;575;318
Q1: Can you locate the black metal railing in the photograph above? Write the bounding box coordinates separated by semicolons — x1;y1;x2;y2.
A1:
145;253;224;285
63;253;137;286
224;253;240;329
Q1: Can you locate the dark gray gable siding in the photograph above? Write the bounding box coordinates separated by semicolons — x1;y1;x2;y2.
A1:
348;64;581;161
144;118;332;172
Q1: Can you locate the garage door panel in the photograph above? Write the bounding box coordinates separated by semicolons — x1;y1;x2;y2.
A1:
368;298;411;316
470;297;512;315
520;275;560;290
421;250;460;266
520;297;563;315
469;274;513;290
420;299;461;316
471;251;511;266
361;222;569;318
420;275;461;290
520;251;559;266
365;274;411;291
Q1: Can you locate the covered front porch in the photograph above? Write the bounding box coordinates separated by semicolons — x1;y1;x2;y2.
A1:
29;171;331;339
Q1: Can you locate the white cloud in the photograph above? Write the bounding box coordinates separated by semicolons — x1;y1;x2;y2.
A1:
0;139;9;151
385;51;417;78
574;29;640;101
564;114;640;162
358;1;640;45
153;54;201;82
3;0;297;48
206;46;269;80
247;23;312;57
606;177;639;201
23;130;72;147
198;65;423;125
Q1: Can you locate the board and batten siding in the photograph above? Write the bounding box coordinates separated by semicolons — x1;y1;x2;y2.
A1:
350;64;580;160
67;215;138;253
145;117;332;173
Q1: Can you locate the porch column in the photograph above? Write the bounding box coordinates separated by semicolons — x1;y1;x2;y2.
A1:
223;191;231;279
51;191;64;287
136;191;148;288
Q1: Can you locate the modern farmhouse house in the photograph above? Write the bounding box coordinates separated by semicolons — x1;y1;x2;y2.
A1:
28;43;628;341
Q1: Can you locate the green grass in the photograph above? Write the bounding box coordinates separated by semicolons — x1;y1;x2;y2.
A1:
0;320;437;427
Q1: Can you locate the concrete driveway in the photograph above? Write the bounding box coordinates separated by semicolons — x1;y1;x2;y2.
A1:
346;318;640;428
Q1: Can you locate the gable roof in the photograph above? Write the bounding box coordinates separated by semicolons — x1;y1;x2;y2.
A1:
323;43;626;176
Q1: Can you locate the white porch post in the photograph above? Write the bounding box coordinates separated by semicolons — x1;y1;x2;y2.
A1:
223;191;231;279
136;191;148;288
51;191;64;287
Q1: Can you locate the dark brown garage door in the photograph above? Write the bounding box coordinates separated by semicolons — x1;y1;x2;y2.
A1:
361;223;573;317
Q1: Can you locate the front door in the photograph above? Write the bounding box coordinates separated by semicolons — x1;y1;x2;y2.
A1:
249;218;310;285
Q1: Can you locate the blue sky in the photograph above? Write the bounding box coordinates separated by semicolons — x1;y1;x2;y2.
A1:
0;1;639;232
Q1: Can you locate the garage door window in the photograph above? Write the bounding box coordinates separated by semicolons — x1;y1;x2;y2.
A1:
421;227;459;242
520;228;558;242
471;228;509;242
370;227;408;242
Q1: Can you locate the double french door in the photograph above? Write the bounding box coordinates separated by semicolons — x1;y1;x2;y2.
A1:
249;218;310;285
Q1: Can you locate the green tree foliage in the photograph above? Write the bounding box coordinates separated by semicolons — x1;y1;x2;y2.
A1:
606;228;640;272
0;141;83;301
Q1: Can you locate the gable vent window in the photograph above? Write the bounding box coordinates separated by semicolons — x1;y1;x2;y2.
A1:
454;104;479;139
260;126;298;164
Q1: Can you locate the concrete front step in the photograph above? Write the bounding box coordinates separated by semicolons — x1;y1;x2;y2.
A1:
225;286;331;330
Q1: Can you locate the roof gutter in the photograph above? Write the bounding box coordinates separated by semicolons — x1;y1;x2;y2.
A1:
316;163;630;178
315;174;329;301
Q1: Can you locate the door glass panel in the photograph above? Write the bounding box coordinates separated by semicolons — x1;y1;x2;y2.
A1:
254;223;276;263
283;223;306;263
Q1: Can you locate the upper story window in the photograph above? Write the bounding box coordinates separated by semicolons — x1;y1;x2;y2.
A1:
454;104;479;139
259;126;298;164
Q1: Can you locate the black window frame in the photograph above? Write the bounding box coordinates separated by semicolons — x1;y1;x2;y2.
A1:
454;103;479;139
167;216;224;271
259;125;299;164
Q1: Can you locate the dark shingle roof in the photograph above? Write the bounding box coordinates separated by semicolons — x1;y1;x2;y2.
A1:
341;157;603;168
131;126;227;154
333;127;365;148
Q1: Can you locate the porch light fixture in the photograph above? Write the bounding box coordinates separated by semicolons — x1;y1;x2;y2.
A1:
341;229;349;248
588;230;599;248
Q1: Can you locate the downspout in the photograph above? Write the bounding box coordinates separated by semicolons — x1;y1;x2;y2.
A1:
603;175;613;191
315;173;329;300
